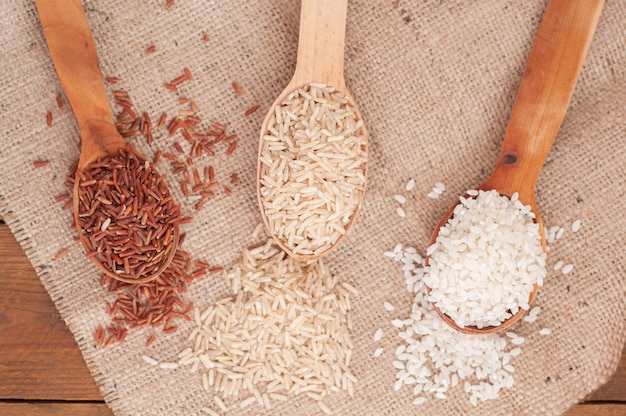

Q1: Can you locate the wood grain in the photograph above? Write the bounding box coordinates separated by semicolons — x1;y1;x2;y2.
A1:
35;0;127;172
0;402;112;416
0;220;623;413
564;403;626;416
0;224;101;400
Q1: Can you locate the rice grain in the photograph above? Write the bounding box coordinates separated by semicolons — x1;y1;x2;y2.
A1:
259;82;367;255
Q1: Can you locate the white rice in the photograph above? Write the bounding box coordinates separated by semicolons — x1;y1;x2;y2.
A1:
374;347;384;357
200;407;220;416
259;82;367;255
100;217;111;231
394;194;406;204
561;264;574;274
405;179;415;191
383;301;395;311
374;328;383;342
177;240;356;412
424;190;546;328
572;219;582;232
386;244;520;406
539;328;552;336
396;207;406;218
141;355;158;366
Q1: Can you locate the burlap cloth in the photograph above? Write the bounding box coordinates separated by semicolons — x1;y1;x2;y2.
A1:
1;0;624;415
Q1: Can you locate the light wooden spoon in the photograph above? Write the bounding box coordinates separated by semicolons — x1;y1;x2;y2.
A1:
256;0;368;261
36;0;179;283
426;0;604;335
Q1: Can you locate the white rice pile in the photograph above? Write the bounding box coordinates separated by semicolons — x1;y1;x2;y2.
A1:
384;244;521;406
176;240;357;414
424;190;547;329
259;82;368;256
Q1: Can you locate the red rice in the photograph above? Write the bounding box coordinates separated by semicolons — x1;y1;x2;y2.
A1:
245;104;260;116
231;82;243;96
33;160;50;167
75;145;183;281
54;248;70;260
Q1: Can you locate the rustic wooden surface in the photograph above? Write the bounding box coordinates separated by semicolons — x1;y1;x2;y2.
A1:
0;220;623;415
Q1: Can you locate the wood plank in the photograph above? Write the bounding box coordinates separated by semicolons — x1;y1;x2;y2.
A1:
0;219;624;412
4;401;618;416
564;403;626;416
0;402;112;416
0;401;620;416
589;343;626;401
0;224;102;400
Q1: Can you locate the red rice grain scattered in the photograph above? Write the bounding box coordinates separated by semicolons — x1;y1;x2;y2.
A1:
46;111;52;127
105;76;121;84
145;45;156;53
165;0;174;8
211;121;226;132
231;173;238;184
231;82;243;96
195;197;208;211
171;75;188;86
245;104;260;116
184;67;193;82
146;334;157;347
54;192;70;202
157;112;167;129
163;82;178;92
61;199;73;210
54;248;70;261
223;186;232;196
33;160;50;168
226;141;237;156
56;93;63;108
202;33;209;42
94;325;105;346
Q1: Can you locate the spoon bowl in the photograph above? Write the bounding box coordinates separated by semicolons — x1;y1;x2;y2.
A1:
426;0;604;335
257;0;368;261
36;0;179;283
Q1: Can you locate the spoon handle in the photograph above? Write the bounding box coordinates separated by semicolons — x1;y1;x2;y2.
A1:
291;0;348;89
36;0;120;161
488;0;604;196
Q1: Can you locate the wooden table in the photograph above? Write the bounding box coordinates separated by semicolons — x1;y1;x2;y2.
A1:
0;218;623;416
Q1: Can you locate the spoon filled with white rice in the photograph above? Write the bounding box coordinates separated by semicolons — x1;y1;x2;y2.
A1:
424;0;604;334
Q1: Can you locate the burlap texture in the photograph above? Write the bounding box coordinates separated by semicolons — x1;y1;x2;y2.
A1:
1;1;624;415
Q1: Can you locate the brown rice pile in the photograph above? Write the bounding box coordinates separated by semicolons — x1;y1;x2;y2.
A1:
259;82;367;256
176;239;358;414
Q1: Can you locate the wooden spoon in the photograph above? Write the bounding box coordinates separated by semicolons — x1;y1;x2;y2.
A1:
256;0;368;261
36;0;179;283
426;0;604;335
